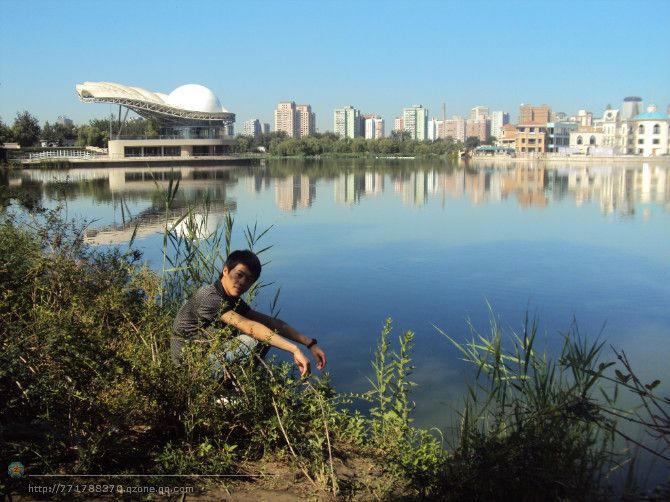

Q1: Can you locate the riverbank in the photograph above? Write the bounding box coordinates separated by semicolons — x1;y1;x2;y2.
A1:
469;154;670;166
2;195;668;501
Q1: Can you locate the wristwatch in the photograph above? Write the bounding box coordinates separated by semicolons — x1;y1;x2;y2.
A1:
306;338;317;348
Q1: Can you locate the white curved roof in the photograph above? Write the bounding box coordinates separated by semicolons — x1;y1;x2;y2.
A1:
76;81;234;125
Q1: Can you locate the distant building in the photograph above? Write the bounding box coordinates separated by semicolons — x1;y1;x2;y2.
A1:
444;116;466;142
403;105;429;140
393;117;404;134
263;123;271;134
274;101;315;138
519;104;551;125
296;104;316;137
334;106;362;138
621;96;642;121
489;111;510;140
243;119;262;138
601;109;620;150
363;115;384;139
631;105;670;156
546;122;578;152
569;110;593;127
57;116;73;127
275;101;298;137
427;118;440;140
498;124;517;149
470;106;489;121
515;124;547;154
466;119;489;142
569;130;606;154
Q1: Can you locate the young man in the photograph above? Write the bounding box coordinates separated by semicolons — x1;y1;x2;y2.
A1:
172;250;326;377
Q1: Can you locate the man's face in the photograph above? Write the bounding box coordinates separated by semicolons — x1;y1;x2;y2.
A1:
221;263;256;297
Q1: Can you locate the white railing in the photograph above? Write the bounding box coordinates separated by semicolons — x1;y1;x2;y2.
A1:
27;149;97;160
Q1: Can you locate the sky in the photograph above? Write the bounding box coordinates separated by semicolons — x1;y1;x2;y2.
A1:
1;0;669;133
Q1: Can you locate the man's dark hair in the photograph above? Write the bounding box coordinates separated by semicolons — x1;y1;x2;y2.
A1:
220;250;261;281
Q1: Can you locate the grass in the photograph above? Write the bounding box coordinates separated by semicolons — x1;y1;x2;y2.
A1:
1;188;668;500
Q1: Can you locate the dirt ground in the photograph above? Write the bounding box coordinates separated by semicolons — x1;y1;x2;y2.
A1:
5;454;400;501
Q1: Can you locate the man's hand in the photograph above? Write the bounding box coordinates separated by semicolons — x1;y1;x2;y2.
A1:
310;345;327;370
293;349;311;377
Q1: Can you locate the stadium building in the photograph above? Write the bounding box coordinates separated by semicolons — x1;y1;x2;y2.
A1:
76;82;235;159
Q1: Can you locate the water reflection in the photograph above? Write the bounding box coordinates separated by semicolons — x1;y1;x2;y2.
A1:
4;160;669;241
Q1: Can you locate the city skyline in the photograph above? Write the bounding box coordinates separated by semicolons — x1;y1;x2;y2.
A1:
1;0;669;133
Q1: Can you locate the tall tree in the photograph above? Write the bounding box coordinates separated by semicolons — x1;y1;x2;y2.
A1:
12;111;41;147
0;117;13;146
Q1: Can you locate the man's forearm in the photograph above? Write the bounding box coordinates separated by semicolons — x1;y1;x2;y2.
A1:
273;318;313;347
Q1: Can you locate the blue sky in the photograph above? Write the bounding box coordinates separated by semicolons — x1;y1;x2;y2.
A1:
1;0;668;132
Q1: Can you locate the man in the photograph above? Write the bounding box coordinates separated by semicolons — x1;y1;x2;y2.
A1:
172;249;326;377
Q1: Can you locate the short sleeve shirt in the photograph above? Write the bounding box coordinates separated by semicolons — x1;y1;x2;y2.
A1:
172;280;251;341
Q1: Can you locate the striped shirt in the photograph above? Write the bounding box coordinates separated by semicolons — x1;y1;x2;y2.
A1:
171;281;250;359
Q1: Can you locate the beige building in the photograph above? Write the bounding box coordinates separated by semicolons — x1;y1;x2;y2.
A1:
296;104;316;137
515;125;547;154
466;119;489;142
519;104;551;125
274;101;315;138
498;124;517;149
274;101;298;137
444;116;466;142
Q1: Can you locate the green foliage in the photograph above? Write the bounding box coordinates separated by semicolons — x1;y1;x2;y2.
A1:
12;111;41;147
435;312;616;500
0;116;13;145
229;132;462;158
41;121;77;147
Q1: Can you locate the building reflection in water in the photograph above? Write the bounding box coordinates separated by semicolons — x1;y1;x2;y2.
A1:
334;172;383;205
9;163;669;227
388;163;668;216
275;175;316;211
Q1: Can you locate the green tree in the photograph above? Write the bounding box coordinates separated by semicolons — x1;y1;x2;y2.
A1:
77;118;110;148
0;117;14;146
12;111;41;147
233;135;253;153
465;136;481;149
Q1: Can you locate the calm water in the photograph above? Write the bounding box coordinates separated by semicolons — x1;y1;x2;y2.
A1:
6;158;670;483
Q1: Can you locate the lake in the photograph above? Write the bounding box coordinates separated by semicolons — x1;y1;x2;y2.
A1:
6;158;670;484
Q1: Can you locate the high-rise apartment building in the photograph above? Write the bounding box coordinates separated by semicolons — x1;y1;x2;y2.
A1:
275;101;297;137
363;115;384;139
403;105;429;140
274;101;315;138
489;111;510;140
393;117;404;134
243;119;262;138
334;106;362;138
470;106;490;121
445;116;466;142
296;104;316;137
466;119;489;142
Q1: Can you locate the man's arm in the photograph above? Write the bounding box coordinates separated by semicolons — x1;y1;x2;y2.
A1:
220;310;311;376
245;309;327;370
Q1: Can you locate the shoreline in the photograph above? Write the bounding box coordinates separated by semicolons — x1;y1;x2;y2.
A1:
469;154;670;166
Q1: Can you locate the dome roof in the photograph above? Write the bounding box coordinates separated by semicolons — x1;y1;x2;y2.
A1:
166;84;227;113
633;111;669;121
